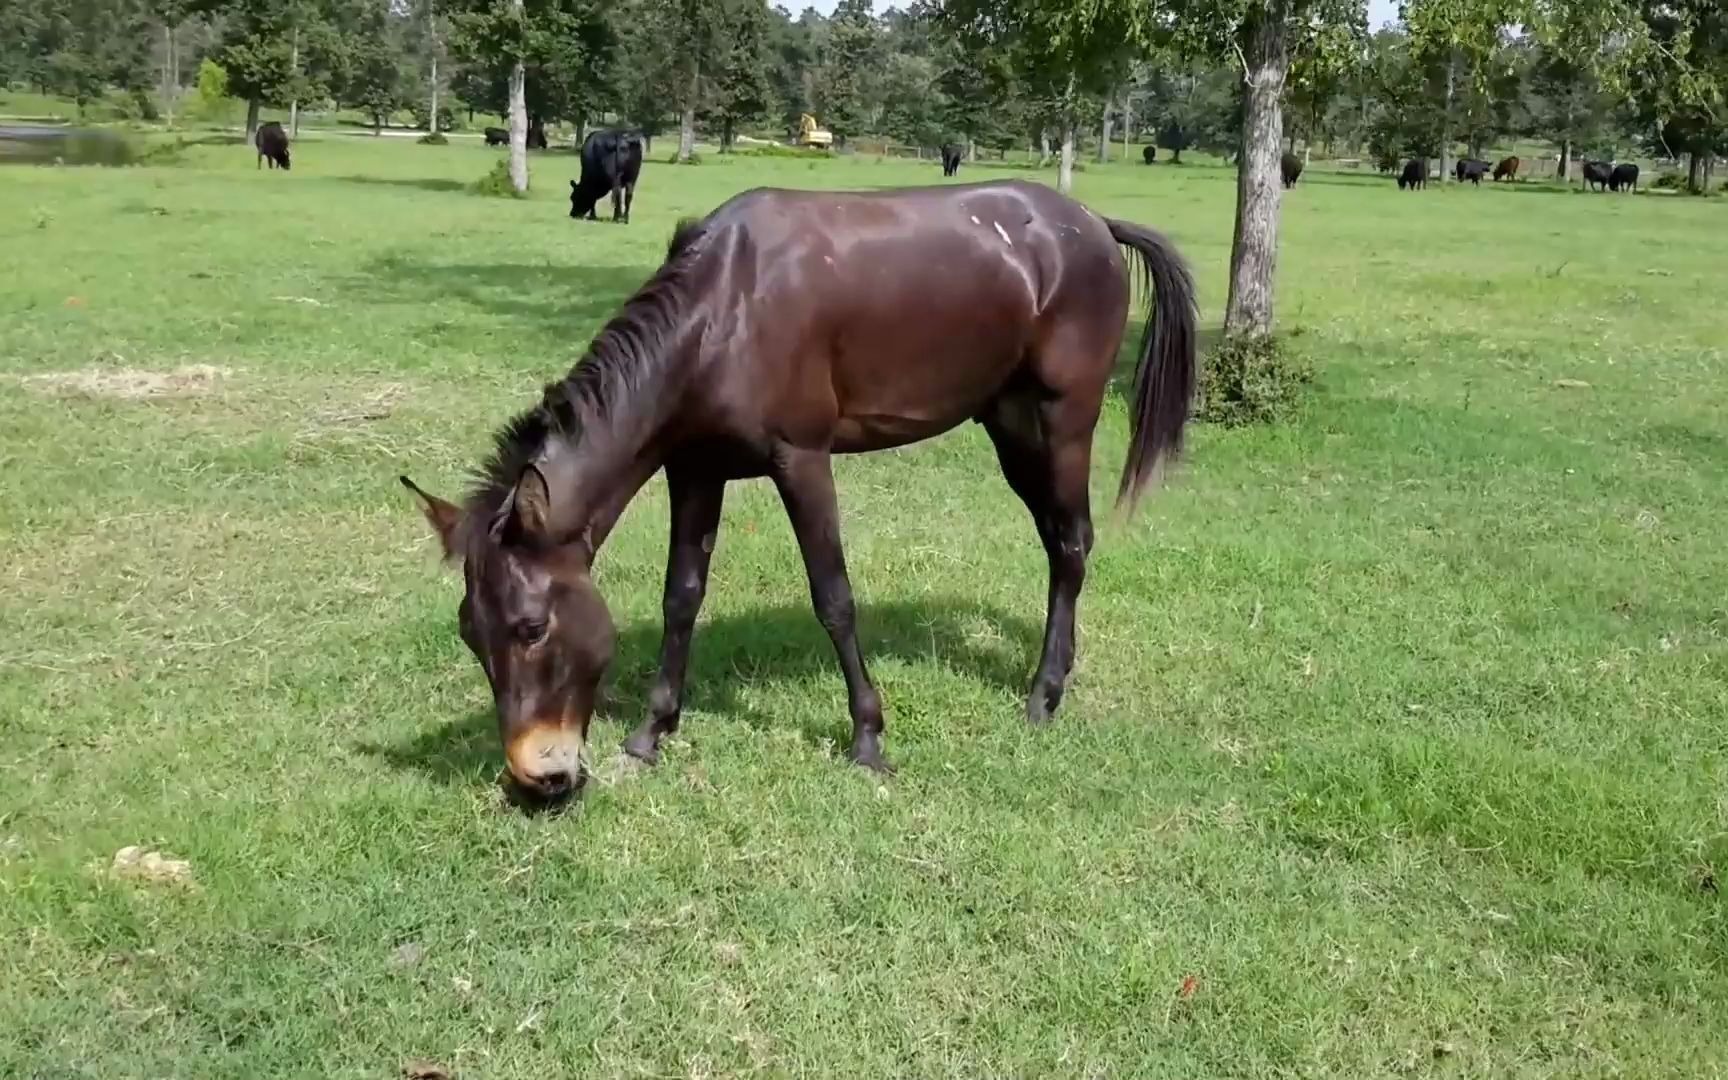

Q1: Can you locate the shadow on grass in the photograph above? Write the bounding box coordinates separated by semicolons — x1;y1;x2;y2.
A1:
351;256;649;333
364;598;1039;786
330;173;468;193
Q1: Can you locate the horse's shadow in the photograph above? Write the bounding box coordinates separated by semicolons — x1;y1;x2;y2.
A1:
363;598;1040;786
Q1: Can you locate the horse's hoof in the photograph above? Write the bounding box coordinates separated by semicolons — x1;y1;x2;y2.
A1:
622;730;661;765
846;739;895;775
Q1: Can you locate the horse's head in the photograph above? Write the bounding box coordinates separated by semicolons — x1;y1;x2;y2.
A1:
401;468;614;802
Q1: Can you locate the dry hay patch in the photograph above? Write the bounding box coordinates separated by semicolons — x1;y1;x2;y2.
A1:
18;363;232;401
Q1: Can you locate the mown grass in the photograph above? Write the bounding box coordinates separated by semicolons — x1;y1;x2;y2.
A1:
3;134;1727;1078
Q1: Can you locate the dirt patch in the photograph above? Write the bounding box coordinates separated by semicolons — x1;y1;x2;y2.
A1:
20;364;231;401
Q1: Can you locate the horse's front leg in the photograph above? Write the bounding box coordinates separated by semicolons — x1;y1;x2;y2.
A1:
623;467;725;763
771;447;891;773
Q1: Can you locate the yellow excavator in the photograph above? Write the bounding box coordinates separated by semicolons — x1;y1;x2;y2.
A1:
795;113;834;149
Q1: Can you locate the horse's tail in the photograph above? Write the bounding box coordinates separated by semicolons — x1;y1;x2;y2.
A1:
1104;217;1199;512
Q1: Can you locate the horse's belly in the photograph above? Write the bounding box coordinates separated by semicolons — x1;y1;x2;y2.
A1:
831;411;967;453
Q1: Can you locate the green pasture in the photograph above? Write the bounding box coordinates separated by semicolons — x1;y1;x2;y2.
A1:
2;133;1726;1077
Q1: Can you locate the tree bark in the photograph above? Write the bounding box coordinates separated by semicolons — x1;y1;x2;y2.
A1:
1098;96;1111;163
1223;0;1289;339
245;99;260;142
1687;152;1702;194
428;5;439;139
288;27;299;138
507;40;528;193
676;62;698;163
1057;115;1076;193
1557;137;1570;183
1121;88;1131;160
1038;128;1051;167
161;23;174;127
1438;49;1455;183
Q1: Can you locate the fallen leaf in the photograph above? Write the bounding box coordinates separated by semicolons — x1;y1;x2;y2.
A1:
64;296;85;307
1178;975;1198;999
402;1059;452;1080
109;845;194;887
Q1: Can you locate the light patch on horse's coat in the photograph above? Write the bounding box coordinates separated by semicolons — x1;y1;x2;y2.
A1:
993;222;1013;246
969;215;981;224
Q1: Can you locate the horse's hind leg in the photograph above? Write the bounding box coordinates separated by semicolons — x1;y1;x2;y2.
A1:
982;390;1097;725
624;465;726;764
771;446;890;772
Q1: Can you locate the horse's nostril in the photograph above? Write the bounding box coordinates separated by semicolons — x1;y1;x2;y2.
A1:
532;769;573;795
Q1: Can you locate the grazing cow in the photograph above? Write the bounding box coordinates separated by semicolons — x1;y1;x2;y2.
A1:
483;126;508;147
1609;162;1639;193
1280;151;1303;189
1492;155;1519;182
1582;160;1613;192
569;128;645;224
940;143;962;177
1143;144;1157;165
1398;158;1427;190
255;120;290;171
1455;158;1490;185
527;119;549;151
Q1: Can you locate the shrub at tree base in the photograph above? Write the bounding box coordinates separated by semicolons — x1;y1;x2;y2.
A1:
418;132;448;145
1199;334;1314;426
470;158;522;197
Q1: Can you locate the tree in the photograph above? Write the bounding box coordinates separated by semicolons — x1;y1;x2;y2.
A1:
943;0;1148;192
705;0;774;149
817;0;876;147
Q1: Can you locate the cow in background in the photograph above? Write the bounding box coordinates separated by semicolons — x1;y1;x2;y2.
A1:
569;128;646;224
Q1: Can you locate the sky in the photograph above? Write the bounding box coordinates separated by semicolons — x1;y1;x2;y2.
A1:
800;0;1401;28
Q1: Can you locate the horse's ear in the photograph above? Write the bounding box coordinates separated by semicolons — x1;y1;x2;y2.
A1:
400;475;463;560
506;465;553;543
570;179;578;191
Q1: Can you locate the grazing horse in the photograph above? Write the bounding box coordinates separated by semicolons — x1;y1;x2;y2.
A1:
940;143;963;177
1493;155;1519;181
1280;151;1303;189
1398;158;1427;190
1143;145;1157;164
402;180;1198;800
483;126;508;147
255;121;290;170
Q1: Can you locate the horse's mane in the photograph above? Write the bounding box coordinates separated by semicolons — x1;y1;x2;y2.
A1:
464;218;709;524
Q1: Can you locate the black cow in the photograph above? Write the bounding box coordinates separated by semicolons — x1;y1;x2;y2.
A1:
1609;162;1639;193
483;126;508;147
1280;151;1303;189
527;118;549;151
255;121;290;171
1455;158;1490;185
569;128;645;224
1142;144;1157;165
1582;160;1613;192
1398;157;1427;190
940;143;962;177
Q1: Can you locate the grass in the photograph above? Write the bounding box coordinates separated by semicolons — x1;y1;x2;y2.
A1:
3;132;1727;1078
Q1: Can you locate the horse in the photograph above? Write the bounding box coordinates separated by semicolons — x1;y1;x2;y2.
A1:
402;180;1198;801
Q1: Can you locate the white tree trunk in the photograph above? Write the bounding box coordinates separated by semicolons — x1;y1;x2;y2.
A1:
1098;96;1111;163
429;56;439;136
1438;49;1456;183
1224;1;1289;338
676;63;698;162
245;99;260;142
1038;129;1051;167
1057;117;1075;194
161;24;174;127
1121;89;1131;159
288;28;300;137
508;56;528;192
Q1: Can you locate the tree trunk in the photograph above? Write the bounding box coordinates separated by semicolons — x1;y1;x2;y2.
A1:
245;99;260;142
507;42;528;193
288;27;300;138
1223;0;1289;339
1121;89;1131;160
1057;116;1076;193
676;63;698;163
1438;49;1455;183
967;138;975;162
1098;96;1111;163
1687;152;1703;194
1557;138;1570;183
161;24;174;127
1038;128;1051;167
1706;153;1716;192
721;117;733;152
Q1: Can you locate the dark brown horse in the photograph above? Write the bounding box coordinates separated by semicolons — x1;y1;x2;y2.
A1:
402;179;1197;800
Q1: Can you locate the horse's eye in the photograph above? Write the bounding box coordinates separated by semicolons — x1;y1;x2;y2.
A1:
516;620;548;645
